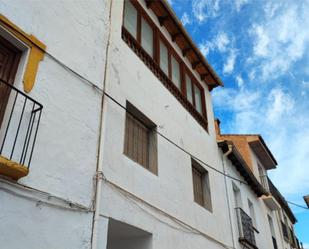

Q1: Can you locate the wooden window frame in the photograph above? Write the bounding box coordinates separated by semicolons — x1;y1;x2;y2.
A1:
158;34;182;91
124;101;158;175
124;0;155;59
191;158;212;212
183;69;207;118
122;0;208;131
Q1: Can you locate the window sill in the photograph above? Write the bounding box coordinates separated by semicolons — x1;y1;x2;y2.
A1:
0;155;29;180
122;27;208;132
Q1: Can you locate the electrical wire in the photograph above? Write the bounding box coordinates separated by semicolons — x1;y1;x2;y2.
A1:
5;19;307;211
286;201;309;210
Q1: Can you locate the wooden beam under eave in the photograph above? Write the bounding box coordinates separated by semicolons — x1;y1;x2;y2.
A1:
158;16;168;26
171;32;181;42
182;47;191;56
200;73;209;81
145;0;153;8
192;61;201;69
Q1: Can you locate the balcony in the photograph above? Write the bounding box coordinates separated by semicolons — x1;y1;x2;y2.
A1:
0;79;42;180
261;176;280;210
236;207;258;249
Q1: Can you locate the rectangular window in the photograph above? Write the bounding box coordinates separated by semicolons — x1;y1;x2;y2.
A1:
123;1;137;39
159;40;169;75
192;158;212;211
248;199;257;228
141;18;153;57
233;183;242;208
194;84;203;115
185;74;193;104
171;56;181;89
124;102;157;174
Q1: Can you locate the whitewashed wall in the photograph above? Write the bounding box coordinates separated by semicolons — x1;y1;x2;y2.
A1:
95;1;234;249
0;0;111;248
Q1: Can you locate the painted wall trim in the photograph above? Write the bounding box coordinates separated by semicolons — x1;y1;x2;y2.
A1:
0;156;29;180
0;14;46;93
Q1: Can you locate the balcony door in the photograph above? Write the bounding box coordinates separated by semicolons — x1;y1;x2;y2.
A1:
0;36;21;127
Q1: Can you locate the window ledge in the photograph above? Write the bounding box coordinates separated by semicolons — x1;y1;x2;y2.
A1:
0;155;29;180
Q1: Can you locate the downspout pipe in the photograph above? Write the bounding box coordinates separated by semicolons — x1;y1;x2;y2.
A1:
221;143;237;249
91;0;113;248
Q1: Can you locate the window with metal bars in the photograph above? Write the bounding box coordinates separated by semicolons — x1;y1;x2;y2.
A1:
191;158;212;211
124;101;157;174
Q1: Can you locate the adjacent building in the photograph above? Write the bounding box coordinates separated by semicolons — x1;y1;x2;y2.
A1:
0;1;303;249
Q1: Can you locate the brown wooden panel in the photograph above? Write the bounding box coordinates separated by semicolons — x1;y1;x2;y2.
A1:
0;36;21;127
124;113;150;169
192;166;204;206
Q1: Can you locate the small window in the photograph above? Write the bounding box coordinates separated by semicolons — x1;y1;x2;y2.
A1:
123;1;137;38
124;102;157;174
171;56;181;89
159;40;169;75
194;84;203;115
192;158;212;211
185;74;193;104
141;18;153;57
233;183;242;208
268;215;276;238
248;199;257;228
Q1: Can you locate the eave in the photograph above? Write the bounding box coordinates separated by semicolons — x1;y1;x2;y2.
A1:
247;135;277;170
144;0;223;90
268;179;297;224
218;140;267;197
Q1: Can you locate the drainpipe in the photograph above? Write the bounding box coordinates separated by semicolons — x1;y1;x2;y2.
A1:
91;0;113;249
221;143;237;249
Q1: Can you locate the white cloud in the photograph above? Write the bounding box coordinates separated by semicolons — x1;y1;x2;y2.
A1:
181;12;191;26
223;50;237;74
266;88;294;123
235;75;244;87
199;32;230;57
249;2;309;80
216;32;230;52
235;0;249;12
199;42;212;57
192;0;220;23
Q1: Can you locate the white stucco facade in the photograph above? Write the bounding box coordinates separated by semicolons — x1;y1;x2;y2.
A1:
0;1;301;249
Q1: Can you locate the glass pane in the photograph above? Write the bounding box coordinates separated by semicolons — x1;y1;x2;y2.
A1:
194;84;203;114
186;74;193;104
141;18;153;56
171;56;181;89
160;40;168;75
124;1;137;38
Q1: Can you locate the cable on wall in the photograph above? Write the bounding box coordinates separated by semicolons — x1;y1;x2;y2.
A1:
7;19;307;211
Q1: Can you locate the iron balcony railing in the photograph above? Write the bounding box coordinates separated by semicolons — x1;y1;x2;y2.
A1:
236;207;257;249
0;79;43;169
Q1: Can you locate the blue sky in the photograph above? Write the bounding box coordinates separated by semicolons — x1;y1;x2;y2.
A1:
169;0;309;245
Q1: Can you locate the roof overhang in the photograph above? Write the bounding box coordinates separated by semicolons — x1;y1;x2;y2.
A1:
144;0;223;90
261;195;281;211
304;195;309;208
218;140;267;197
247;136;277;170
268;179;297;224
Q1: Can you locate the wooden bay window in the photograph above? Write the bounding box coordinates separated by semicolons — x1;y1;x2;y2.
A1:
122;0;208;130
